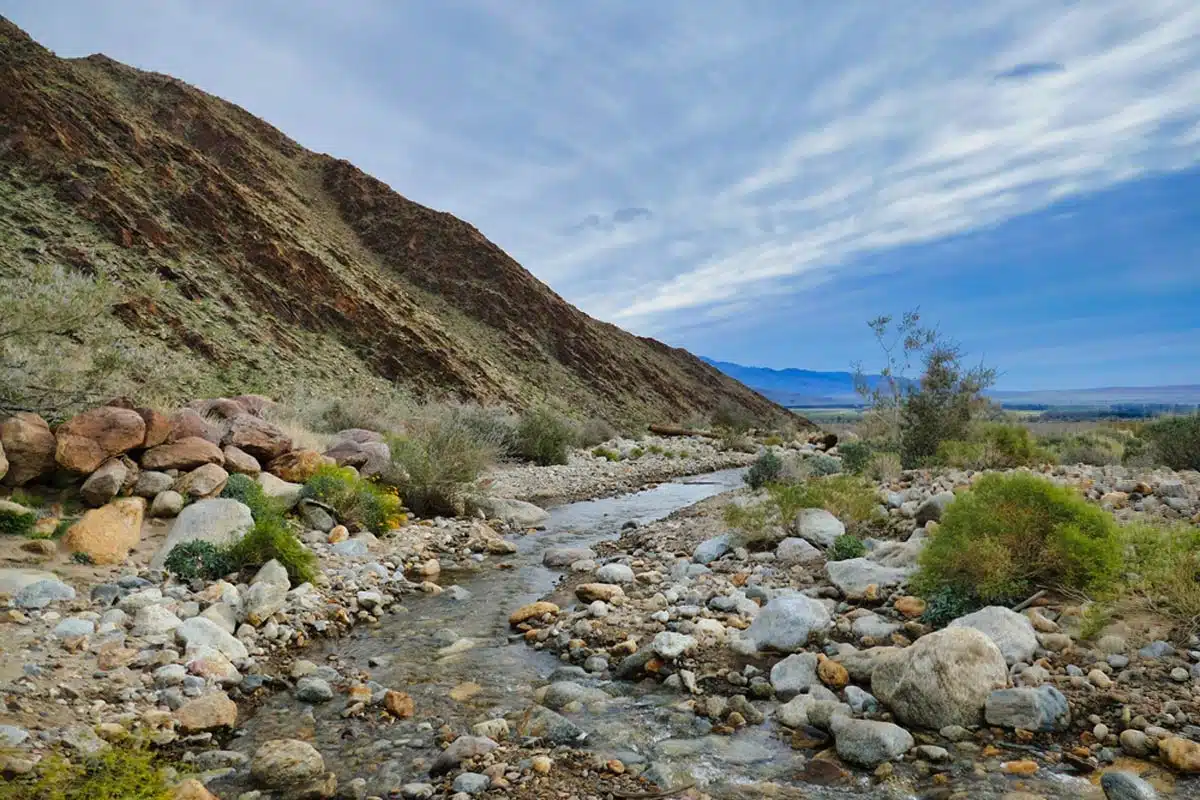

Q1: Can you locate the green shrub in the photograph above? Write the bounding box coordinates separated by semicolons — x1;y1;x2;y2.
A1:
0;504;37;536
448;404;519;458
303;465;402;534
762;434;785;447
387;414;497;517
936;424;1052;469
839;441;872;475
226;515;317;586
912;472;1121;604
0;740;172;800
920;585;979;627
591;446;622;462
769;475;882;527
577;418;617;448
829;534;867;561
807;453;842;476
1120;434;1154;467
219;473;277;519
723;500;776;548
865;452;902;482
1121;521;1200;625
628;447;645;460
515;407;575;466
1142;414;1200;470
164;540;233;582
744;450;783;490
712;400;754;434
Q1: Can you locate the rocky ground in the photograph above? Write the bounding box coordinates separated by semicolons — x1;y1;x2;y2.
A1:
510;461;1200;799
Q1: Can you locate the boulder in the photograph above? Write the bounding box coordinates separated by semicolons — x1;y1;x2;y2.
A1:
134;470;174;498
776;537;825;566
54;406;146;473
472;496;549;527
1159;737;1200;773
222;445;261;476
142;437;224;471
136;407;171;448
770;653;820;699
268;449;332;483
149;499;253;569
509;602;559;626
80;458;128;507
830;716;914;767
64;497;145;565
168;408;223;444
224;414;292;461
745;594;832;652
151;490;185;518
543;547;596;568
176;616;249;660
250;739;326;788
575;583;624;603
985;686;1070;731
257;472;304;510
324;437;390;477
0;412;57;486
429;736;497;777
693;534;731;565
14;577;75;609
793;508;844;547
175;691;238;733
916;491;955;525
826;558;912;598
948;606;1039;666
174;463;229;498
1099;771;1161;800
595;563;635;584
244;559;290;625
872;627;1008;729
0;567;61;597
132;604;183;636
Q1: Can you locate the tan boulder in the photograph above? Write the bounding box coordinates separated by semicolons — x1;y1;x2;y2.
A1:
168;408;223;445
174;691;237;733
174;463;229;498
269;450;333;483
223;445;261;476
64;497;145;565
172;778;219;800
55;406;146;473
509;601;559;627
575;583;624;603
142;437;225;471
384;690;415;718
224;414;292;461
0;412;57;486
138;407;172;448
1161;736;1200;772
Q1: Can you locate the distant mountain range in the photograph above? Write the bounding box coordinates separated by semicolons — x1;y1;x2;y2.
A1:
702;358;1200;409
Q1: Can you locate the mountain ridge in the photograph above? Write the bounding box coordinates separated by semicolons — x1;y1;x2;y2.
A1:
0;18;794;427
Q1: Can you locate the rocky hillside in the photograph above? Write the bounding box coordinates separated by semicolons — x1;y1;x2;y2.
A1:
0;18;790;426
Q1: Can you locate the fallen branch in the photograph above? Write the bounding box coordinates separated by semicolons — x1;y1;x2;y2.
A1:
647;424;720;440
1011;589;1048;613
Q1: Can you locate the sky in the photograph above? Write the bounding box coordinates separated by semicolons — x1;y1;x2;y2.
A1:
7;0;1200;390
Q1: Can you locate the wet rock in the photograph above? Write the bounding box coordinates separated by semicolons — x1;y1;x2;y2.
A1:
296;677;334;703
693;534;731;565
55;406;146;473
508;601;559;626
830;716;914;767
80;458;128;506
770;653;819;699
251;739;326;788
1100;771;1160;799
542;681;609;710
523;706;587;744
149;499;253;569
142;437;224;471
872;627;1008;729
543;547;595;568
472;496;548;527
64;497;144;564
948;606;1038;666
745;594;832;652
825;558;911;598
776;537;824;566
793;508;844;547
1;412;57;486
175;691;237;733
429;736;497;777
915;491;955;524
985;686;1070;731
174;463;229;498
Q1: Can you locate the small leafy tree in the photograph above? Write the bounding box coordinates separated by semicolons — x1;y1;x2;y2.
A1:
853;310;934;449
901;343;996;467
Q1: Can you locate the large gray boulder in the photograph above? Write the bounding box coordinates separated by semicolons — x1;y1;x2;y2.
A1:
473;496;548;527
693;534;732;565
770;653;819;699
793;508;844;547
948;606;1038;666
776;537;824;566
150;499;253;569
1100;771;1160;800
985;686;1070;731
872;627;1008;729
745;594;832;652
830;716;914;767
256;472;303;510
825;558;911;598
916;491;956;524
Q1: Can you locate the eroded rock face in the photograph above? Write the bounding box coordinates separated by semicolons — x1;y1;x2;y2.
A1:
142;437;225;471
54;406;146;474
872;627;1009;729
0;413;56;486
224;414;292;461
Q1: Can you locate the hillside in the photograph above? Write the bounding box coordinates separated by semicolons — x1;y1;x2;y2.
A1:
0;18;791;427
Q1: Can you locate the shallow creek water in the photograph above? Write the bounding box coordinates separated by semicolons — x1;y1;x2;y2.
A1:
229;469;1158;799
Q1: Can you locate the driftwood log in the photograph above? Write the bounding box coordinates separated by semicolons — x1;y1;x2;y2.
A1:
647;424;722;440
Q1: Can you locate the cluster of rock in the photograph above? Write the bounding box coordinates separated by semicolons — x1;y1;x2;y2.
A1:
509;464;1200;795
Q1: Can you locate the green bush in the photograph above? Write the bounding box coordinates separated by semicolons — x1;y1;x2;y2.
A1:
164;540;233;582
303;465;402;534
839;441;872;475
0;740;172;800
712;400;754;434
577;418;617;448
829;534;867;561
226;515;318;586
920;585;979;627
865;451;902;482
769;475;882;527
936;424;1052;469
591;446;621;462
515;407;575;466
387;414;497;517
912;472;1121;604
1142;414;1200;470
807;453;842;476
745;450;783;490
1122;521;1200;625
219;473;276;519
448;404;519;458
0;504;37;536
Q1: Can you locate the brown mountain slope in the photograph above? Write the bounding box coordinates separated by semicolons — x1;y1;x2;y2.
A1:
0;19;797;426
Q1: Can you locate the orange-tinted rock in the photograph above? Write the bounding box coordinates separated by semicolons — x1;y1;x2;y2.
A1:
168;408;222;445
138;407;171;448
269;449;332;482
64;497;145;564
894;596;927;619
0;412;57;486
174;463;229;498
174;691;237;733
384;690;414;718
224;414;292;461
55;406;146;473
817;655;849;689
172;778;219;800
142;437;225;470
509;601;559;627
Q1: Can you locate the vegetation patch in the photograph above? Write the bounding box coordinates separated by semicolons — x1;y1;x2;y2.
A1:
838;441;872;475
164;540;233;582
912;472;1122;605
1141;413;1200;471
387;413;497;517
0;741;172;800
226;515;318;586
577;417;617;448
219;473;277;520
0;504;37;537
591;446;622;462
828;534;867;561
936;423;1053;470
514;407;575;466
1121;521;1200;627
302;465;403;534
744;450;782;490
768;474;881;528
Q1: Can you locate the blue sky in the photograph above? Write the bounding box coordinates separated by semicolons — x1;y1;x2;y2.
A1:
8;0;1200;390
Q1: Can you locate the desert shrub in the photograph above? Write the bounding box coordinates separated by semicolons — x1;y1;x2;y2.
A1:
912;472;1122;605
387;414;497;517
829;534;867;561
920;585;979;627
0;740;172;800
1121;521;1200;626
762;434;785;447
1078;602;1115;641
1142;414;1200;470
219;473;276;519
0;504;37;536
807;453;842;476
721;431;757;453
723;499;776;548
745;450;783;490
628;447;645;460
297;390;413;436
446;404;519;458
838;441;873;475
936;424;1052;470
514;407;575;466
302;465;402;534
164;540;233;582
712;400;754;434
767;475;881;527
577;418;617;448
226;515;317;586
865;451;903;482
591;446;621;462
1120;434;1155;467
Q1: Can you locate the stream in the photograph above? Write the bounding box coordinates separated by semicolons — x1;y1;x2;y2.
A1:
225;469;1136;799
